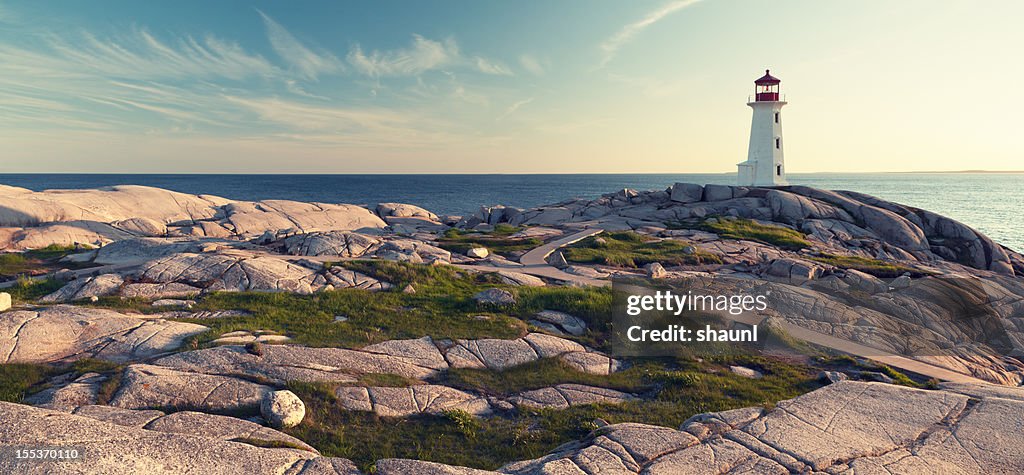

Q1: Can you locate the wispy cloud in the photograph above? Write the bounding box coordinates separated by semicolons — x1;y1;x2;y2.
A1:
258;10;343;80
519;54;545;76
474;56;513;75
497;97;534;120
0;28;276;80
347;35;459;77
348;34;511;78
599;0;702;67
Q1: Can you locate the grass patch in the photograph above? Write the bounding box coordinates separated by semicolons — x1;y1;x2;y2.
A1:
0;364;56;402
563;231;721;268
808;253;924;278
437;225;542;256
161;261;525;348
287;354;820;471
695;217;811;250
0;245;93;279
3;277;64;304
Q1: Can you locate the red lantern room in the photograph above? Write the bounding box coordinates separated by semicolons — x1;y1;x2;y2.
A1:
754;69;781;101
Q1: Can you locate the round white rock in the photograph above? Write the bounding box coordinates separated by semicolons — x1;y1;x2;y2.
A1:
260;390;305;429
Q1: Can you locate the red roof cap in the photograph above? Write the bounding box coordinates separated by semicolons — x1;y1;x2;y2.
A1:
754;69;780;85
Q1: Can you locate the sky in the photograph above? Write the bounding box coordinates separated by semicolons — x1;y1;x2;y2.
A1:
0;0;1022;174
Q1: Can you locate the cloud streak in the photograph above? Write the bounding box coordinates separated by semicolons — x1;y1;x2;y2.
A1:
599;0;702;67
348;34;512;78
258;10;343;80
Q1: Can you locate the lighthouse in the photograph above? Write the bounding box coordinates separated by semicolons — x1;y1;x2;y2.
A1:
737;69;787;186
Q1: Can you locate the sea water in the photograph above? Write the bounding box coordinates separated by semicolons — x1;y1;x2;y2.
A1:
1;173;1020;251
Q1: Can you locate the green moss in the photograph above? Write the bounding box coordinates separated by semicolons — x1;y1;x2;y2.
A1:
563;231;721;268
438;226;542;256
697;217;811;250
808;253;925;278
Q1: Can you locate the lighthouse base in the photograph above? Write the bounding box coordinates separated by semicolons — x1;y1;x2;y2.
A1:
736;161;787;187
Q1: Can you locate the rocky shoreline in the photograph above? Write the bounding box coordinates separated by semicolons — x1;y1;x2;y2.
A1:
1;182;1023;473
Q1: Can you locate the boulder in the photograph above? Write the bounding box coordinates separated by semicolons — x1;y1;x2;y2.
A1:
473;288;516;306
0;292;9;312
765;258;823;285
261;390;306;429
530;310;587;336
111;217;167;237
466;247;489;258
670;183;704;203
644;262;667;279
702;184;736;202
375;203;439;221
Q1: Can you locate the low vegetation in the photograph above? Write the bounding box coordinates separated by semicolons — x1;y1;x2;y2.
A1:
437;224;542;256
808;253;925;277
0;364;55;402
78;260;611;350
0;358;122;404
697;217;811;250
563;231;721;268
0;244;93;280
288;354;822;471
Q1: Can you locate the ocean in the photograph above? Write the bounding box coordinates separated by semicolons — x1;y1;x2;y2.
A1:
0;173;1020;252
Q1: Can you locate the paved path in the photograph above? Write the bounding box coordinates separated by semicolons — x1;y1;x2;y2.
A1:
519;229;604;266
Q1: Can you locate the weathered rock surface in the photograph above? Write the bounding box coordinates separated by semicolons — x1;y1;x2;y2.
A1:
0;401;363;474
499;381;1024;475
40;273;124;302
110;364;273;414
0;306;207;364
129;251;391;294
529;310;587;336
508;384;635;409
336;385;491;417
285;231;381;257
444;333;620;375
152;341;446;384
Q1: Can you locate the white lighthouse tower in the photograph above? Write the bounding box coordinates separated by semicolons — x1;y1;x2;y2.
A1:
737;69;787;186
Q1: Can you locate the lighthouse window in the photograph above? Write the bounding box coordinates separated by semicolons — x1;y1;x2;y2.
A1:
774;112;779;123
775;138;780;149
777;165;782;176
